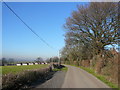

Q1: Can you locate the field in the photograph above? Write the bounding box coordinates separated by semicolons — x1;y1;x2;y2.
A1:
2;64;49;75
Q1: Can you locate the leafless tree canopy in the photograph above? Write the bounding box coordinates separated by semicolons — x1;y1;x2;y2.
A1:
63;2;119;56
61;2;119;61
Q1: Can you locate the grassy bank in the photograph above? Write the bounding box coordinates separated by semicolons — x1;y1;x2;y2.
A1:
68;64;118;88
2;64;49;75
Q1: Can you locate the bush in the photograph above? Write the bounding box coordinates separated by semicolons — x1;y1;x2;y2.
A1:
2;67;51;90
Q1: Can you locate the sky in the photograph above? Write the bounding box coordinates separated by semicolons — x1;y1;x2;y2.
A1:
2;2;88;60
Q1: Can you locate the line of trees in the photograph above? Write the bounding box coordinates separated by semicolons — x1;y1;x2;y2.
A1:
35;57;44;63
0;58;15;65
60;3;119;85
46;57;59;63
35;56;59;63
60;2;119;64
0;56;60;66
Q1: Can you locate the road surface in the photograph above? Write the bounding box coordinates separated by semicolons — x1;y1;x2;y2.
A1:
62;65;109;88
33;65;110;88
32;71;66;88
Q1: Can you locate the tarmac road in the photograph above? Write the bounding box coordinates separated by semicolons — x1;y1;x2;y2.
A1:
62;65;110;88
33;65;110;88
33;71;66;88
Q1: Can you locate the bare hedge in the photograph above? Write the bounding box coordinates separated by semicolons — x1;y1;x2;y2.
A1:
2;66;52;90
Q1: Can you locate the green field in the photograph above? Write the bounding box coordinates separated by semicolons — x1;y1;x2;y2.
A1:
2;64;49;75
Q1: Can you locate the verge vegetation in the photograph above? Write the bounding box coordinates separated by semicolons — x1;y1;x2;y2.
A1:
2;64;66;90
60;2;119;88
70;64;118;88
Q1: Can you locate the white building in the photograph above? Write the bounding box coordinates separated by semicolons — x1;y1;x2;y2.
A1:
16;64;21;66
29;63;33;65
35;63;38;65
22;63;27;65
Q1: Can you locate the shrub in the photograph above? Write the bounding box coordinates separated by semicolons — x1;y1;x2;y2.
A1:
2;67;51;90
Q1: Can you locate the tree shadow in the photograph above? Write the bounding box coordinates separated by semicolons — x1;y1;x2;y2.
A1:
28;65;65;89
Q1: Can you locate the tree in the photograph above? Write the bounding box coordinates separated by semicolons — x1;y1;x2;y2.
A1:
60;2;119;67
8;58;14;64
64;2;119;55
52;57;59;62
2;58;8;65
45;58;51;63
35;57;43;63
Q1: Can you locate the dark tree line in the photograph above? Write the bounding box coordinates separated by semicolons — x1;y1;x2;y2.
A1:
0;58;15;65
46;57;59;63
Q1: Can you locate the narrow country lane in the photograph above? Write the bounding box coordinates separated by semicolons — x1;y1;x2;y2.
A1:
62;65;110;88
33;65;110;88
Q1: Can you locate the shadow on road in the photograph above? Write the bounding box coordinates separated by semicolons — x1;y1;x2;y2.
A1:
28;64;66;89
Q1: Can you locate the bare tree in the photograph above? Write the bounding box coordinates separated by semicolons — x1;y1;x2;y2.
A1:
64;2;119;55
2;58;8;65
8;58;14;64
35;57;43;63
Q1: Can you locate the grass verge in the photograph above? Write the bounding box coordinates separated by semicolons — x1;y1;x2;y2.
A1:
68;64;118;88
